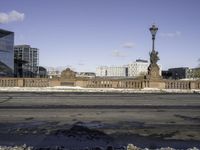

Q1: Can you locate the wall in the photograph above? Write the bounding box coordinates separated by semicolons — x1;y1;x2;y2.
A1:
0;77;200;90
0;78;19;87
0;78;49;87
23;78;49;87
165;80;191;89
76;78;144;89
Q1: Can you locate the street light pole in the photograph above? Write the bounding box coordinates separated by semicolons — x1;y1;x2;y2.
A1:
152;34;155;51
147;24;161;80
149;24;158;52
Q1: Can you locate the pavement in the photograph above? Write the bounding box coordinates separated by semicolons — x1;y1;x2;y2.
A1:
0;92;199;149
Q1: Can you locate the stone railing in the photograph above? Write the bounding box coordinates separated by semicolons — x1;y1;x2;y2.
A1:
195;80;200;89
0;78;19;87
85;79;144;89
1;77;200;90
165;80;191;89
86;80;114;88
118;80;144;89
23;78;49;87
0;78;49;87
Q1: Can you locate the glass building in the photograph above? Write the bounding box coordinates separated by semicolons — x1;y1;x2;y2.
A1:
14;45;39;77
0;29;14;77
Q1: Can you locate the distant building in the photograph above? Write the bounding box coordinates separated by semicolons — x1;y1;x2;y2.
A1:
168;67;189;80
128;59;149;77
186;67;200;79
47;67;62;79
162;70;172;79
96;59;161;77
96;66;128;77
0;29;14;77
96;66;108;77
76;72;96;78
106;66;128;77
162;67;200;80
38;66;47;78
14;45;39;77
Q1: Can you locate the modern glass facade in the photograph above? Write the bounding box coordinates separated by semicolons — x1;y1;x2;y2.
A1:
14;45;39;77
0;29;14;76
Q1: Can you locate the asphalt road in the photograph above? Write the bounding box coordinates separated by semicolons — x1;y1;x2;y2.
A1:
0;92;199;149
0;92;200;107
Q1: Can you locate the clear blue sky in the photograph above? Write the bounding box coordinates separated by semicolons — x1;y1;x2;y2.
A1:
1;0;200;72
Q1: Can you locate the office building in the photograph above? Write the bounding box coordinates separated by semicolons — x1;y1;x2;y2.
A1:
128;59;149;77
168;67;189;80
38;66;47;78
96;59;161;78
162;67;200;80
186;67;200;79
96;66;128;77
0;29;14;77
46;67;62;79
96;66;108;77
76;72;96;78
14;45;39;77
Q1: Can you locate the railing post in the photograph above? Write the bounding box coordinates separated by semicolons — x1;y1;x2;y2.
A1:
190;81;196;89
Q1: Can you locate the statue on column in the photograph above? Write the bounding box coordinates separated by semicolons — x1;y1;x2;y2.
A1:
150;50;159;65
147;24;161;80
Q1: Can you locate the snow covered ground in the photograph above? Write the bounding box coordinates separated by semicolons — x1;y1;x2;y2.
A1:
0;144;199;150
0;86;200;93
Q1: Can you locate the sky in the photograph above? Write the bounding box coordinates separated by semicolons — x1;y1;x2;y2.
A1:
0;0;200;72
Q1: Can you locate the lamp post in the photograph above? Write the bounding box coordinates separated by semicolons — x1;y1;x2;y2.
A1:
147;24;162;80
149;24;158;52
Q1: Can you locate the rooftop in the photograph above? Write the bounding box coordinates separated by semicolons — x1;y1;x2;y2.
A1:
0;29;14;38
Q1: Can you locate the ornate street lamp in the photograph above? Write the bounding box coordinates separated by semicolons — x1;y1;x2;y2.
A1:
147;24;161;80
149;24;159;65
149;24;158;51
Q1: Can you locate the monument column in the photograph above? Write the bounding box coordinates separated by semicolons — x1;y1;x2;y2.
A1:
146;24;165;89
147;24;161;80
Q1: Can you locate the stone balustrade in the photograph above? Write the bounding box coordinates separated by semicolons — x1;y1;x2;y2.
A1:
0;77;200;90
0;78;49;87
195;81;200;89
0;78;19;87
86;79;144;89
23;78;49;87
165;80;191;89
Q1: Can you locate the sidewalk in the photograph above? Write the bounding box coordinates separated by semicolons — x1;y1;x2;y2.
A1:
0;86;199;93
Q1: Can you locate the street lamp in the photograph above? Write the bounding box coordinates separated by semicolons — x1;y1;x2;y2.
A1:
149;24;158;51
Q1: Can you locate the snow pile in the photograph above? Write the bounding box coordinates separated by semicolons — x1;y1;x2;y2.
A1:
0;86;200;93
0;145;32;150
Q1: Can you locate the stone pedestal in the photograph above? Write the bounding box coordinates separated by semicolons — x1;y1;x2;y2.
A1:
60;68;76;86
190;81;196;89
145;63;165;89
148;80;165;89
17;79;24;87
49;79;61;87
147;64;161;80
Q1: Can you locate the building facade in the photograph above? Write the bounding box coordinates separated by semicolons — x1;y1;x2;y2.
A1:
96;66;128;77
0;29;14;77
96;59;158;77
38;66;47;78
128;59;149;77
96;66;108;76
14;45;39;77
76;72;96;78
47;67;62;79
162;67;200;80
167;67;189;80
186;67;200;79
